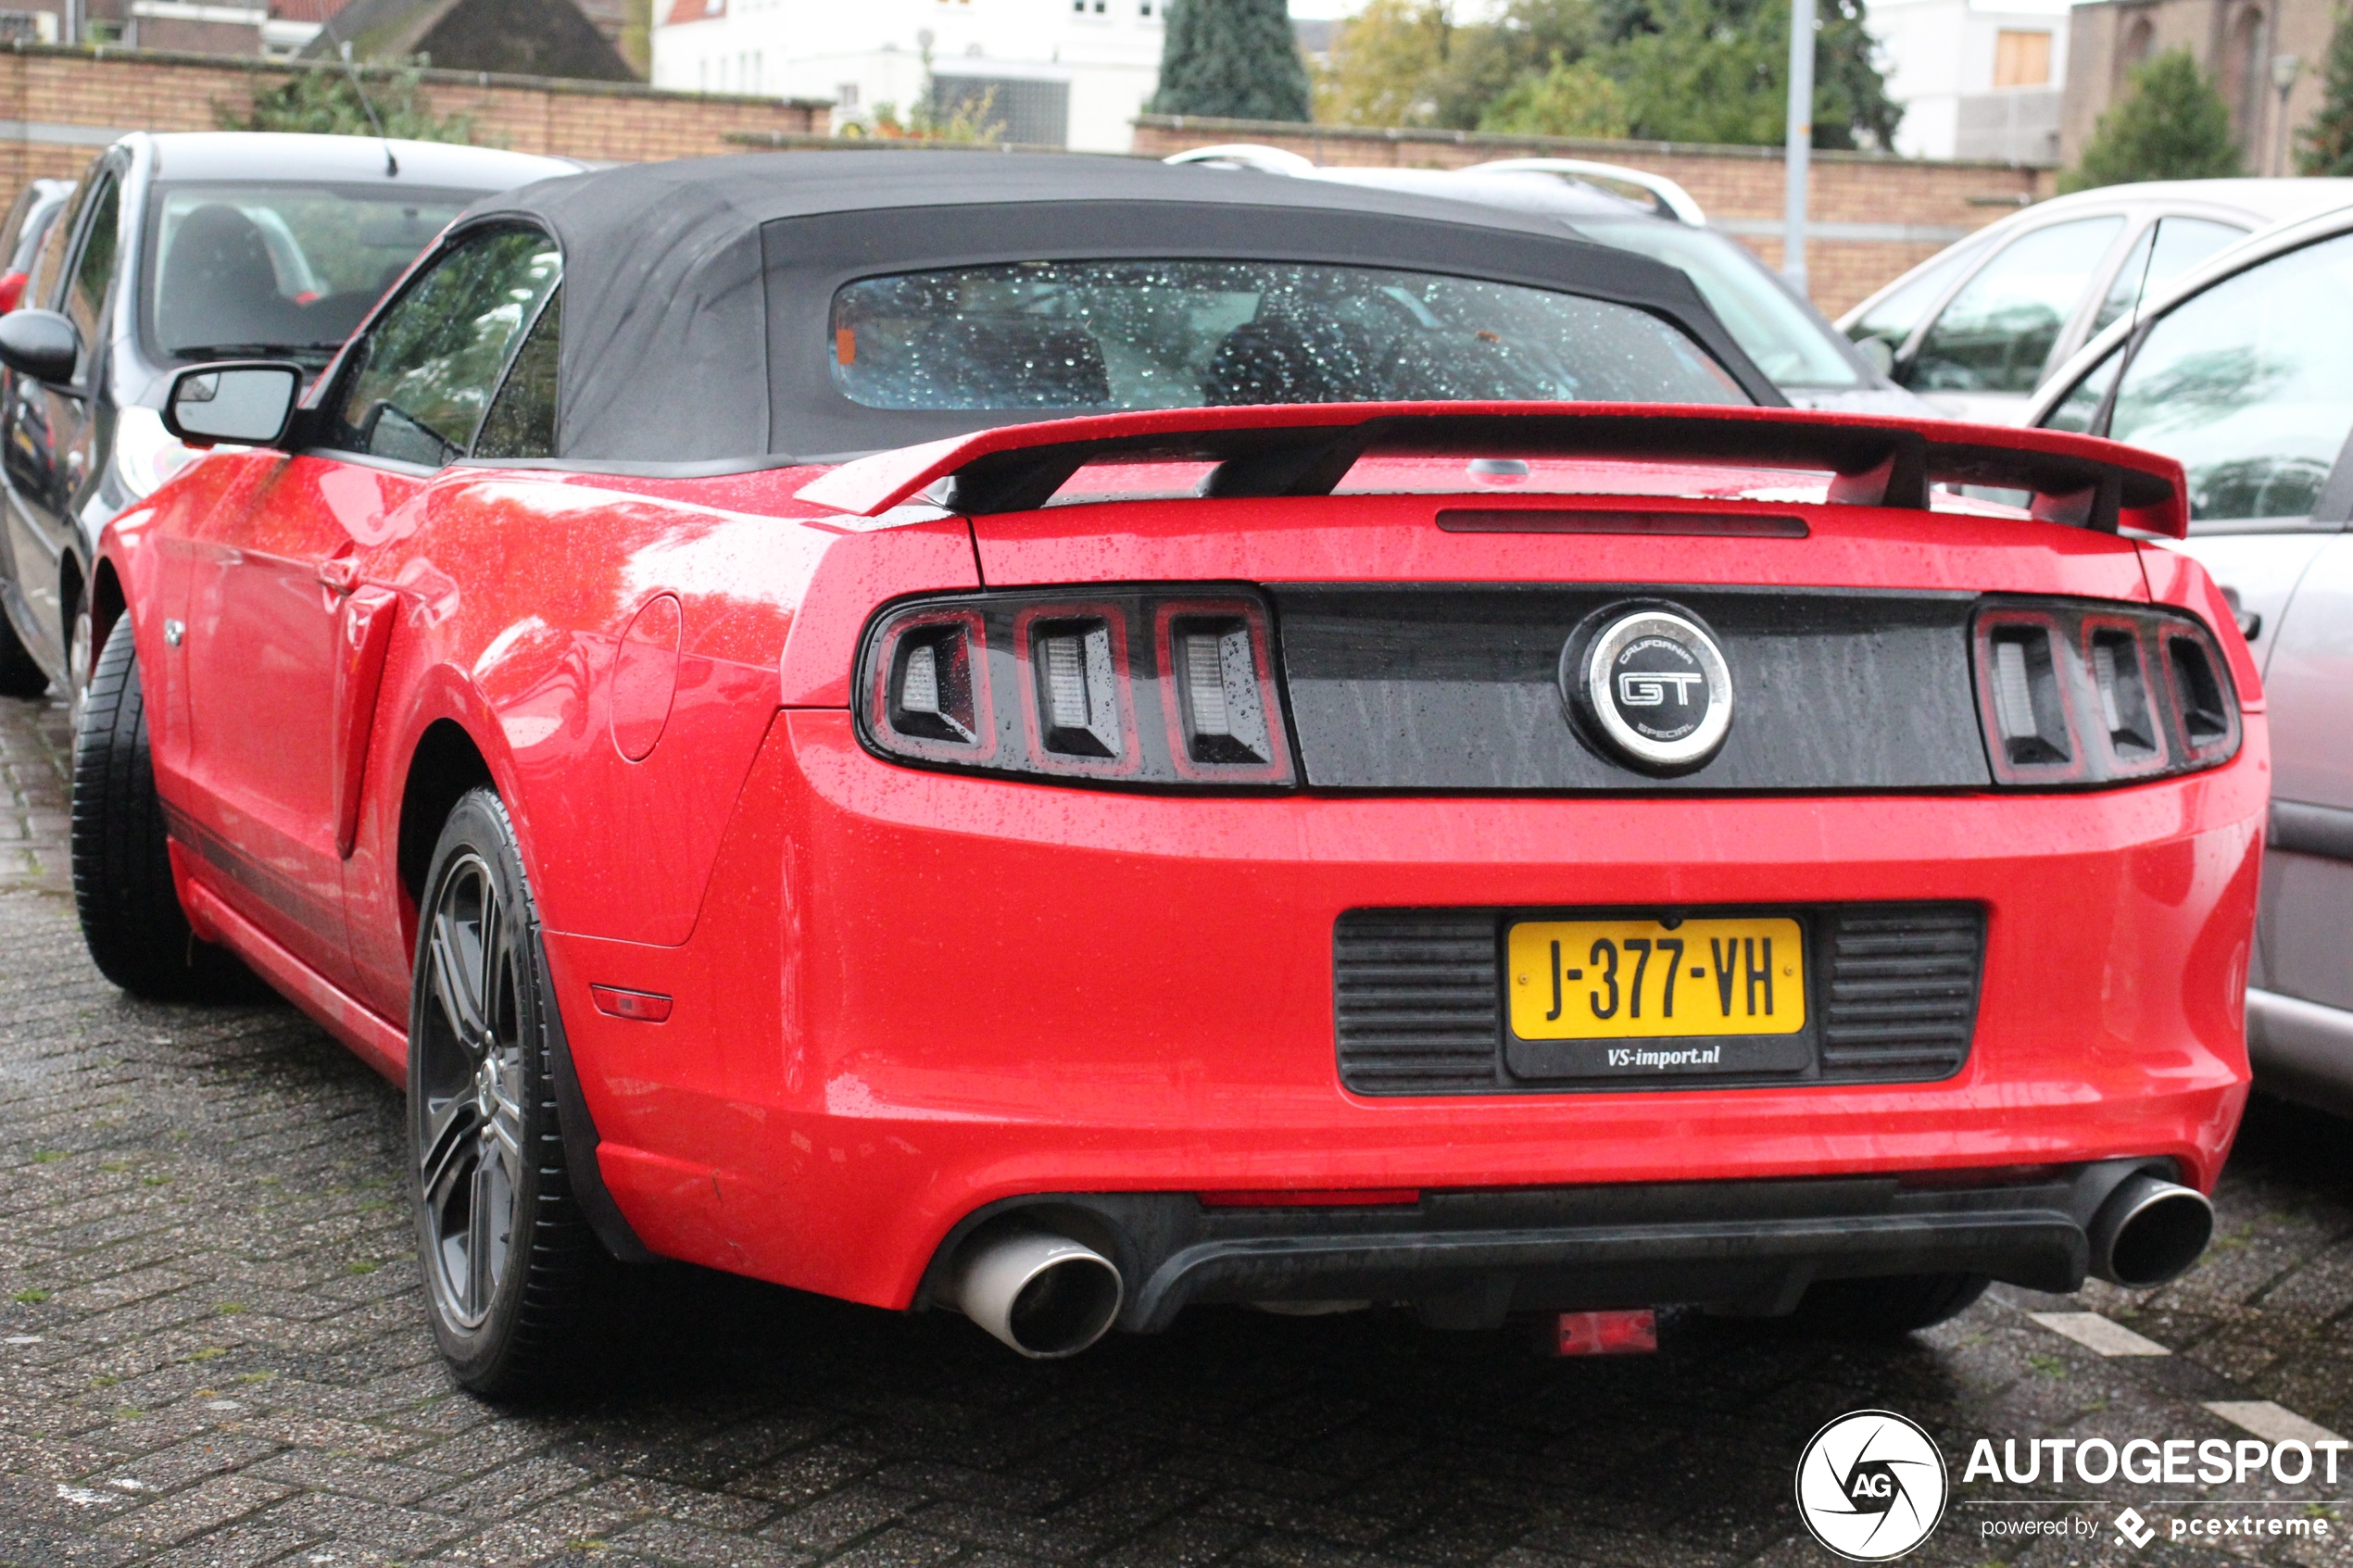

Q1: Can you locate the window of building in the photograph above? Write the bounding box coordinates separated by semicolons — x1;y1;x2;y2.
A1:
1994;30;2052;88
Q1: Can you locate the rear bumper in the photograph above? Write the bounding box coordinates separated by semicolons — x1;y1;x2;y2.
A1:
550;710;2266;1311
925;1160;2171;1332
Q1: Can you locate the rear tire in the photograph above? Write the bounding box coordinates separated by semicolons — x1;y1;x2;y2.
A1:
409;788;597;1399
1788;1273;1991;1337
0;604;46;698
69;621;256;1000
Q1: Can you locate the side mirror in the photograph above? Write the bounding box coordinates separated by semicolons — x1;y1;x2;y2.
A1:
0;308;80;383
1853;335;1896;379
162;362;301;448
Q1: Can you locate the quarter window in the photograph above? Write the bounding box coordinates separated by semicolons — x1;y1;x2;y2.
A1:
2108;232;2353;524
1905;216;2124;395
472;288;560;461
329;227;560;468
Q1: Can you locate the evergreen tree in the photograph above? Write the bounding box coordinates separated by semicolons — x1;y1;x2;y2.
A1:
218;59;474;143
1152;0;1314;122
2062;49;2242;192
1604;0;1899;149
2298;8;2353;175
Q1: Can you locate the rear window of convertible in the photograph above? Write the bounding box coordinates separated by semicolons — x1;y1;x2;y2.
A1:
828;259;1748;411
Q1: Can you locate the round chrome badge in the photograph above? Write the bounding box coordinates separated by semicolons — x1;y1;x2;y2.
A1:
1576;607;1732;772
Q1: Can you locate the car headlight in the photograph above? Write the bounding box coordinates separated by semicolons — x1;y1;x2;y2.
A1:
858;587;1296;788
1969;598;2242;785
112;405;199;500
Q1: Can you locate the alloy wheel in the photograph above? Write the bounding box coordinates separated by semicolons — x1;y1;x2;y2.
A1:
414;850;528;1331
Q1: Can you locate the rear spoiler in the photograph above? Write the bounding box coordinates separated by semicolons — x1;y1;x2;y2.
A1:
796;401;2190;539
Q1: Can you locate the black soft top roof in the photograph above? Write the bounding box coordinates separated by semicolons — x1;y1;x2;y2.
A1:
453;151;1779;465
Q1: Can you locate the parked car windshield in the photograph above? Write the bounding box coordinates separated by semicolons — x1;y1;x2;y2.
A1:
139;181;475;368
1566;217;1861;389
829;258;1748;411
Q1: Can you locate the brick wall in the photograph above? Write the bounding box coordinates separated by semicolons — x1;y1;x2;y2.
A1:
1134;115;2057;316
0;41;828;193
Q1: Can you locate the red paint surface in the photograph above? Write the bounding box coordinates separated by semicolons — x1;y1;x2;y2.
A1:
97;408;2261;1319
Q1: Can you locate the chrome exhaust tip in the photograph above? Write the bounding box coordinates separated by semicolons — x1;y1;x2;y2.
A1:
2088;1173;2214;1288
951;1226;1124;1359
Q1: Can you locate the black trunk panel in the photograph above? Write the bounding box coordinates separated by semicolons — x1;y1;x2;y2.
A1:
1270;584;1991;791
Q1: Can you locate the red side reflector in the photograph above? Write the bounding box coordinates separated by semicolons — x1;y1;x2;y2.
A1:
1553;1310;1658;1356
590;985;673;1023
1198;1188;1420;1208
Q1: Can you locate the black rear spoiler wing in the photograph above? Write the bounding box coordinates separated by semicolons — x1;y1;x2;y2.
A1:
796;401;2190;538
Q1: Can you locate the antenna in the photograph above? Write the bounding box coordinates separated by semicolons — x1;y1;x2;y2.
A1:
314;7;399;176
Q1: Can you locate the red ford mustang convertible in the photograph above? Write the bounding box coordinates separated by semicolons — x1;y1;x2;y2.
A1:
77;155;2262;1393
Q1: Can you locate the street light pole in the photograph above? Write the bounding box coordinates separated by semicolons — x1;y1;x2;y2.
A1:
1784;0;1818;297
2272;54;2301;175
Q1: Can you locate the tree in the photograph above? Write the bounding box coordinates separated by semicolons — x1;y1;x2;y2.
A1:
1153;0;1314;122
2063;49;2242;191
2298;8;2353;174
1478;56;1630;137
1313;0;1449;126
1604;0;1900;149
1309;0;1896;148
1315;0;1604;131
218;59;474;143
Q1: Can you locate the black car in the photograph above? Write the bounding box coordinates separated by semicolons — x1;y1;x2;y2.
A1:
0;132;574;706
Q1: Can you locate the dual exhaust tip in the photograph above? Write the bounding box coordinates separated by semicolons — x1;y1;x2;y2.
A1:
950;1225;1124;1359
2088;1171;2214;1290
948;1170;2216;1357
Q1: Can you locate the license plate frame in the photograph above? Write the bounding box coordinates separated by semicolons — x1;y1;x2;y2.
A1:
1502;909;1818;1083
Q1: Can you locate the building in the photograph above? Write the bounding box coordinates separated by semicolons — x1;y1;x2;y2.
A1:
1869;0;2070;163
650;0;1164;152
2061;0;2331;175
4;0;629;66
299;0;636;80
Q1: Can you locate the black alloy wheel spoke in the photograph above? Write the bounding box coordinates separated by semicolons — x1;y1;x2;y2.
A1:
416;850;528;1333
466;1159;499;1318
418;1093;479;1209
429;898;489;1047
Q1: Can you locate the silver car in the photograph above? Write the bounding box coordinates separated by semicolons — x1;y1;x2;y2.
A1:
2027;205;2353;1116
1843;179;2353;424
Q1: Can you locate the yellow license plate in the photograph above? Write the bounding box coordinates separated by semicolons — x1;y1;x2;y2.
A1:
1506;917;1806;1040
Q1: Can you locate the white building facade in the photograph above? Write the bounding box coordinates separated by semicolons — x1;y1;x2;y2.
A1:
652;0;1165;153
1869;0;2071;162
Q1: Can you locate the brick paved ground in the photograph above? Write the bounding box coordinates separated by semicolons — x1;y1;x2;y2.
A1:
6;688;2353;1567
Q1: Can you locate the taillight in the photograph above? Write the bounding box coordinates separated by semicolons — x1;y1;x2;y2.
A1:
0;270;25;313
859;588;1295;788
1970;599;2239;786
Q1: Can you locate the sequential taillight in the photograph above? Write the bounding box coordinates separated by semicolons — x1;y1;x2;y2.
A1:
859;588;1295;789
1970;599;2239;786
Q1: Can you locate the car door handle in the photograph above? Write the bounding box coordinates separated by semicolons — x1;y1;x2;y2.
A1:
318;558;362;596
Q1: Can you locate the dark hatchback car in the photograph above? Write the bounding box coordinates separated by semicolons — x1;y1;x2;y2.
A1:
0;132;574;706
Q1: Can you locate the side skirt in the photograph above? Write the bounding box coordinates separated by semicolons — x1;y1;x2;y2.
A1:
178;871;407;1082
